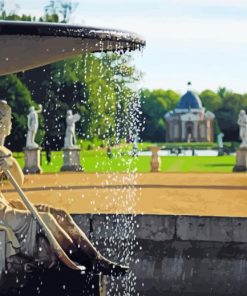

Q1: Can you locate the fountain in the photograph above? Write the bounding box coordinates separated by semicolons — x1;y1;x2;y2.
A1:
0;20;145;295
0;20;145;76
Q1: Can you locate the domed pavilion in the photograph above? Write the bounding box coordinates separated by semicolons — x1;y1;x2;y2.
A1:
165;90;215;142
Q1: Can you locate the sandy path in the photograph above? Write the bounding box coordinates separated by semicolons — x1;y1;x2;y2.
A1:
1;172;247;217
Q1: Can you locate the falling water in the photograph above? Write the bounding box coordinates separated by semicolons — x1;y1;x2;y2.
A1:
41;46;144;295
0;18;146;295
82;49;143;296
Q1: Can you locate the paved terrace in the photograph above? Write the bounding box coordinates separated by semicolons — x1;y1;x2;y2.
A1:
1;173;247;217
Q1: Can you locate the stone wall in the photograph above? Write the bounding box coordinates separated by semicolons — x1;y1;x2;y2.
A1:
73;214;247;296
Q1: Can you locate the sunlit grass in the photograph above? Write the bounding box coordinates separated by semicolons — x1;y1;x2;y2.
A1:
13;149;235;173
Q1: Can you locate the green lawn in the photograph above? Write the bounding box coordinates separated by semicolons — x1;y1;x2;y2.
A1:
14;149;236;173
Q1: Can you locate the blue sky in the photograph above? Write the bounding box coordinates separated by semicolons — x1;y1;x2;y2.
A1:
5;0;247;94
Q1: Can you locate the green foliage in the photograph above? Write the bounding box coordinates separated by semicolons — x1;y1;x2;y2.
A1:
140;89;180;142
0;0;36;21
43;0;78;23
199;88;247;141
214;91;247;140
199;90;222;111
217;87;227;99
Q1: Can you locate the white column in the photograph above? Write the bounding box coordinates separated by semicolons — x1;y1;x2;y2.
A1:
193;121;198;141
181;121;185;140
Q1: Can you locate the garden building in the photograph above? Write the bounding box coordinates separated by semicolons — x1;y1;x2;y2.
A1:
164;90;215;142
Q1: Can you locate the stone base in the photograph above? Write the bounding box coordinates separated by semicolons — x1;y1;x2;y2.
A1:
61;165;83;172
61;148;83;172
0;268;106;296
73;213;247;296
233;148;247;172
23;147;42;174
217;148;224;156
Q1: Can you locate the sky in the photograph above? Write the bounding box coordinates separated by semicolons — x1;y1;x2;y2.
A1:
5;0;247;94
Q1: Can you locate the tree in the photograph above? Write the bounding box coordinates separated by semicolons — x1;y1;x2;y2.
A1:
140;89;180;142
214;91;247;140
200;90;222;112
217;87;227;99
43;0;78;23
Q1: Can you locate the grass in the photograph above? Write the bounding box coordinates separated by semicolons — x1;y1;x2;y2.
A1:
13;147;236;173
160;156;235;173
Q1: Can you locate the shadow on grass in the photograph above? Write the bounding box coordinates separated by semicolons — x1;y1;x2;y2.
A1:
203;164;234;167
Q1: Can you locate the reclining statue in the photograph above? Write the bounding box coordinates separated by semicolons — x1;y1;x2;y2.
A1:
0;100;128;276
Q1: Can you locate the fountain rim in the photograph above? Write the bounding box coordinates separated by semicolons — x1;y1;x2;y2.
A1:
0;20;146;47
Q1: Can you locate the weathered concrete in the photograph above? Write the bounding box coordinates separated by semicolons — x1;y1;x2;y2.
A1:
0;225;106;295
73;214;247;296
23;147;42;174
233;148;247;172
0;231;5;275
61;148;83;172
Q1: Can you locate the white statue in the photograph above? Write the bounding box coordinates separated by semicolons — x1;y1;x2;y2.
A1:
26;104;42;148
238;109;247;148
64;110;81;148
217;133;224;149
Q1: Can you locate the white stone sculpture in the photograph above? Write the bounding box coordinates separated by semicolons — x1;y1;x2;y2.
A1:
238;110;247;148
217;133;224;149
64;110;81;149
26;104;42;149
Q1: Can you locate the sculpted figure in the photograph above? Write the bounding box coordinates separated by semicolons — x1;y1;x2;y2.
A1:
0;101;127;276
217;133;224;149
26;104;42;148
238;110;247;148
64;110;81;148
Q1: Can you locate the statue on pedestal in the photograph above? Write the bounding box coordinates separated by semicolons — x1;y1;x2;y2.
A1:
64;110;81;149
238;110;247;148
217;132;224;156
217;133;224;149
26;104;42;149
0;101;128;276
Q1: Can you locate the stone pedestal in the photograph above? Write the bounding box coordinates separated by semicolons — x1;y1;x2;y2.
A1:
149;146;161;172
61;147;83;172
0;230;5;276
233;148;247;172
23;147;42;174
218;147;224;156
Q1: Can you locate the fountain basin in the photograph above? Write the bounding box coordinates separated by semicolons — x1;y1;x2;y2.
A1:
3;172;247;295
0;21;145;76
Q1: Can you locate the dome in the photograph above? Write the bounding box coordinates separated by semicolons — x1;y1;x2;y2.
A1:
176;91;203;110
